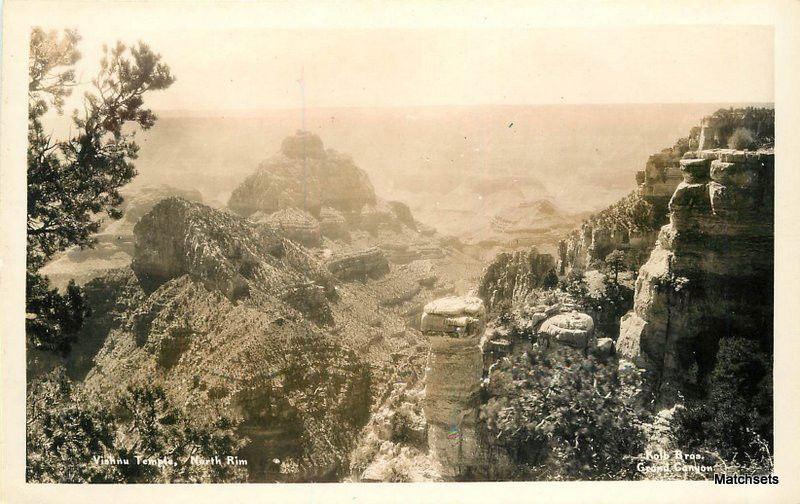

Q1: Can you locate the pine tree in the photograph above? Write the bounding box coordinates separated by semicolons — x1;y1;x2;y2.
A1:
27;28;174;354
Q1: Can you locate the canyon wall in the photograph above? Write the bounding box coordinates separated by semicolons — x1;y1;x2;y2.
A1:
617;148;774;404
478;249;557;310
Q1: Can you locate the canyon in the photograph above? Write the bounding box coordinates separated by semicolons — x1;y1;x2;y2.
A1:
33;106;775;482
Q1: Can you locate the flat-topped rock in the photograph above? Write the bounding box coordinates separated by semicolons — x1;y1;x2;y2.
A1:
679;158;710;183
422;295;486;478
424;296;485;317
538;311;595;349
421;296;486;337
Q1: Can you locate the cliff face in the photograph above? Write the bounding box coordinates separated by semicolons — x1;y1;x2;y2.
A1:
133;197;335;323
227;131;376;217
478;249;557;310
40;185;204;289
558;191;662;274
617;149;774;403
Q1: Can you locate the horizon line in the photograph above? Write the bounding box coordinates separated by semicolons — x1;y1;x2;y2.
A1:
151;101;775;116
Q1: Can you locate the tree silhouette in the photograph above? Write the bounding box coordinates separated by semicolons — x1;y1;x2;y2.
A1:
27;28;174;354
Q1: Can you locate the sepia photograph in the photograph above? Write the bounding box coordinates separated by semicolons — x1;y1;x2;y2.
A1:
2;0;800;502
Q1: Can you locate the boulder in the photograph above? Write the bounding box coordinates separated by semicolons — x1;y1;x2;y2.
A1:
538;311;595;349
668;182;710;212
679;158;710;183
594;337;615;357
421;296;486;338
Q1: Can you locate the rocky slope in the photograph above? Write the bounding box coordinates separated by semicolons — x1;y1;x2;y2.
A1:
58;132;485;482
617;148;774;404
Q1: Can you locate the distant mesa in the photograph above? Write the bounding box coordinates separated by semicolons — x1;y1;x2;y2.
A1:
227;130;377;217
280;130;326;159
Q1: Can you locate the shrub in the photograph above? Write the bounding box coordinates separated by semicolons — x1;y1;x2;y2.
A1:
672;337;772;470
728;127;756;150
542;269;559;289
26;369;248;483
480;348;648;480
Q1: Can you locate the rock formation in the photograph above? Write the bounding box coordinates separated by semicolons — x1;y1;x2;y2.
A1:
40;185;204;289
617;149;774;403
421;296;486;479
462;199;584;254
326;247;390;282
478;249;557;310
227;131;376;217
538;311;596;350
387;201;417;229
49;131;492;483
250;207;322;247
558;191;661;274
132;197;334;323
358;200;404;234
318;206;350;241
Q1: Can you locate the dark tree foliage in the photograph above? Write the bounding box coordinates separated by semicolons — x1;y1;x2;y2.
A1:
604;250;626;284
26;369;118;482
26;369;247;483
577;191;659;239
542;269;559;289
673;337;773;469
480;349;647;480
25;274;88;355
706;107;774;148
27;28;174;354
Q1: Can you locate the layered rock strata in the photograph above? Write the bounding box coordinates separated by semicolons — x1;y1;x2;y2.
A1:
251;207;322;247
132;197;334;323
326;247;390;281
422;296;486;479
318;206;350;241
617;149;774;403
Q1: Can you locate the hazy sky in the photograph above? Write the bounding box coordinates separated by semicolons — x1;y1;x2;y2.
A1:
46;25;773;112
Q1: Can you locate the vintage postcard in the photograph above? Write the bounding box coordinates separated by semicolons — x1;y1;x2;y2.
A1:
2;0;799;502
